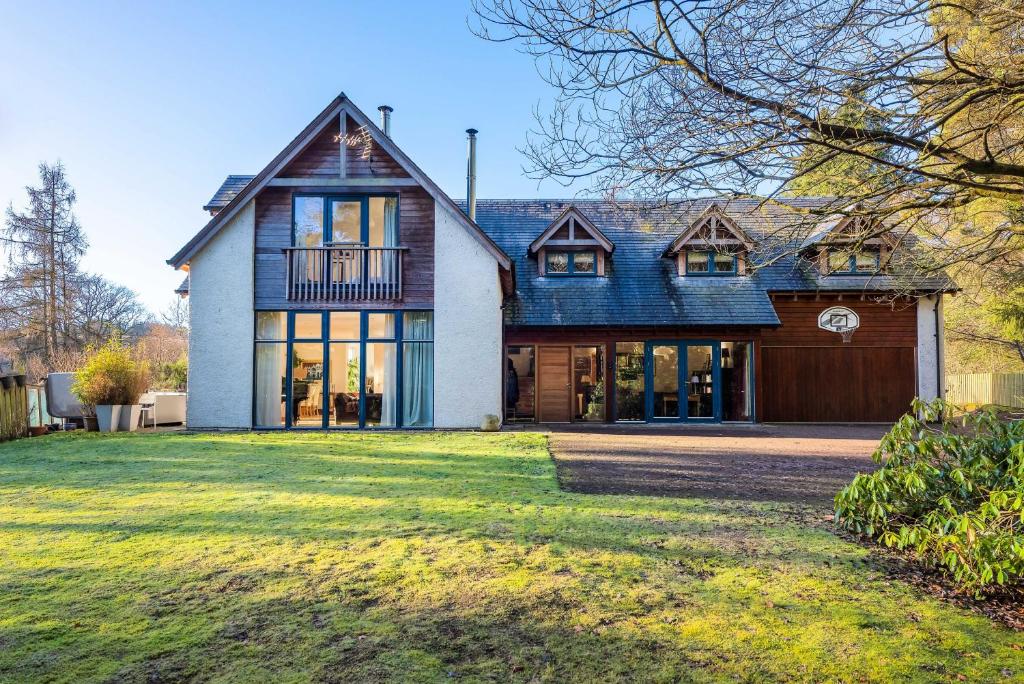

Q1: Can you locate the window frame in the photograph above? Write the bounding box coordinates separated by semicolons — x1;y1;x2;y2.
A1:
251;309;433;430
545;249;598;277
828;249;880;275
685;250;738;276
290;193;400;247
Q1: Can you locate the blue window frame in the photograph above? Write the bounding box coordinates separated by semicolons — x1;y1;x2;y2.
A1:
828;250;880;274
291;194;400;247
546;250;597;276
253;309;432;430
685;250;737;275
644;340;722;422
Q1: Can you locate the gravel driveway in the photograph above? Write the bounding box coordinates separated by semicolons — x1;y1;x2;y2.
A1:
543;424;888;504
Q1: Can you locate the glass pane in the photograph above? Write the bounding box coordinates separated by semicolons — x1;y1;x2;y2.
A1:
368;196;399;247
506;346;536;421
294;313;322;340
256;311;286;341
615;342;644;421
368;313;395;339
573;346;604;421
686;345;714;418
291;342;324;427
652;345;679;418
255;342;287;427
365;343;396;427
855;252;878;272
829;251;851;272
573;252;595;274
712;253;735;273
330;312;360;340
330;200;361;244
402;342;434;427
686;251;709;273
546;252;568;274
721;342;751;421
403;311;433;340
328;342;360;426
294;196;324;247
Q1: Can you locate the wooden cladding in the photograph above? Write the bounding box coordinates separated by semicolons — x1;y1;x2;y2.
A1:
284;246;406;302
762;298;917;348
280;115;411;179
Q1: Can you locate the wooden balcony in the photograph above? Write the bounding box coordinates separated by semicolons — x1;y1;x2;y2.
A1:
284;245;407;302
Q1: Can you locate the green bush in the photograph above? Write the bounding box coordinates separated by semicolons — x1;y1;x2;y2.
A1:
72;338;150;406
835;399;1024;593
153;357;187;391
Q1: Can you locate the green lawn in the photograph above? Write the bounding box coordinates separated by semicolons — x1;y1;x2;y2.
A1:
0;432;1019;683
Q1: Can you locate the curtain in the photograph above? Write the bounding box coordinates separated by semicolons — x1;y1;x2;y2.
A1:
380;344;397;427
402;312;433;427
255;343;285;426
382;197;398;285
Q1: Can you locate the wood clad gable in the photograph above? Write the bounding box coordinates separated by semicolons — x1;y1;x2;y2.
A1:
665;204;754;254
528;206;615;254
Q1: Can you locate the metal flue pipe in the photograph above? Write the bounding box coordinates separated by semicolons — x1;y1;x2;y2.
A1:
466;128;478;221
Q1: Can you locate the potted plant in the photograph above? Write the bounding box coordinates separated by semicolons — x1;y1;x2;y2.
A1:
72;338;149;433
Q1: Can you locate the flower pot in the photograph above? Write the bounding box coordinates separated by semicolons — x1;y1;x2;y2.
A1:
83;415;99;432
96;405;122;433
0;376;12;389
13;374;26;387
118;404;142;432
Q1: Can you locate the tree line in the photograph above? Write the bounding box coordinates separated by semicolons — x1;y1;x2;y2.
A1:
1;161;186;384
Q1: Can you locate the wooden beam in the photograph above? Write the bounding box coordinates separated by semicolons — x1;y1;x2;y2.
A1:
267;177;420;187
339;110;347;179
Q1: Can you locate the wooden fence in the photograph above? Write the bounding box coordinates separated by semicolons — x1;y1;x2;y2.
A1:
0;376;29;442
946;373;1024;410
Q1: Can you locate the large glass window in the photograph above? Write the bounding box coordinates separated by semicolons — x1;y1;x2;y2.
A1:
652;345;680;418
686;251;736;275
293;195;399;248
365;343;397;427
573;346;604;421
402;312;433;427
328;312;361;427
615;342;645;421
829;250;880;274
721;341;752;422
330;200;361;244
293;197;324;247
506;346;536;421
291;343;324;427
546;250;597;276
254;312;288;428
686;345;714;418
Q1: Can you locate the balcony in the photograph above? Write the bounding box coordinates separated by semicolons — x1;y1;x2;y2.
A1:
284;245;406;302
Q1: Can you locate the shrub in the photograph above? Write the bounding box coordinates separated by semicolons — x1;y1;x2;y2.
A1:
72;337;150;406
835;399;1024;593
153;357;187;391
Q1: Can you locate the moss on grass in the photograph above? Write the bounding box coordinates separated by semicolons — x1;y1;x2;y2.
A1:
0;431;1020;682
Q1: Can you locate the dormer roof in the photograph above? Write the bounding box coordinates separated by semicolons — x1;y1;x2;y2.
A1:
664;203;755;255
528;205;615;255
801;212;899;250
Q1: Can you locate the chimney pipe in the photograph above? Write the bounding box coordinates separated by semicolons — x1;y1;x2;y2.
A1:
466;128;478;221
378;105;393;137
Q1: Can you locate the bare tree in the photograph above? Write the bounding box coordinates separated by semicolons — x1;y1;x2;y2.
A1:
1;161;88;364
68;274;148;348
471;0;1024;278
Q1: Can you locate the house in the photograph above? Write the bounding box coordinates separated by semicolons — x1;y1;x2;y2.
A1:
168;93;951;429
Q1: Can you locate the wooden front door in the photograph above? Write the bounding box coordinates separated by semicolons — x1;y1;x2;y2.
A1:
537;346;572;422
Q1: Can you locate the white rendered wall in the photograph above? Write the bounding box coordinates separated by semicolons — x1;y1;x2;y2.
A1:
185;201;255;429
916;294;945;402
433;202;503;428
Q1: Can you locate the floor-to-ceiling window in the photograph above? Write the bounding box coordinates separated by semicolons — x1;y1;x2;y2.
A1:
721;341;753;421
651;345;680;418
614;342;645;421
505;346;536;422
686;345;714;419
573;346;605;421
646;341;722;422
253;310;431;429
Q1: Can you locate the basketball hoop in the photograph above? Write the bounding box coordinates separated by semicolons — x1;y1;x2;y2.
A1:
817;306;860;343
836;326;855;344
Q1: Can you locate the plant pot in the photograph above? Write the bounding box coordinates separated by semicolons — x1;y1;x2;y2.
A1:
29;426;47;437
83;415;99;432
118;404;142;432
13;374;26;387
0;376;12;389
96;405;122;433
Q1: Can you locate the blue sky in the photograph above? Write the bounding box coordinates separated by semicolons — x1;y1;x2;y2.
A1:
0;1;567;313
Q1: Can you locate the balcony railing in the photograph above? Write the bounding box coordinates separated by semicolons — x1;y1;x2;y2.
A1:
284;245;406;302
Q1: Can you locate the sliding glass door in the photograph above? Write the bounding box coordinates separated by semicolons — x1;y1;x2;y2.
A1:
645;341;721;422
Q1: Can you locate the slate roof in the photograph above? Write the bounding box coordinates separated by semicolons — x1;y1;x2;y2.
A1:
203;175;255;211
468;198;952;328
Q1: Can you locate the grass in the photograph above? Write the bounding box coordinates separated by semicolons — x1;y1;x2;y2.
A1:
0;431;1020;683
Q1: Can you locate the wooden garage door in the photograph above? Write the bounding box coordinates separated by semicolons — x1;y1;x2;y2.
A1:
537;346;572;422
761;347;916;422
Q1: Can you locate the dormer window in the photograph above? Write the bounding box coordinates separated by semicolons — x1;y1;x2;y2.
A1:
665;204;754;276
686;250;738;275
530;206;614;277
827;250;880;274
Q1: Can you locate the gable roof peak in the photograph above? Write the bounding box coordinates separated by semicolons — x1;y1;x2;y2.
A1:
527;205;615;254
665;203;755;255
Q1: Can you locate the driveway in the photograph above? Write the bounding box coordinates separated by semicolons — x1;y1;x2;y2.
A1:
543;424;888;504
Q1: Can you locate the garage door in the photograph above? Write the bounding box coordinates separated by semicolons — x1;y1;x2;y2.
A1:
761;347;916;422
